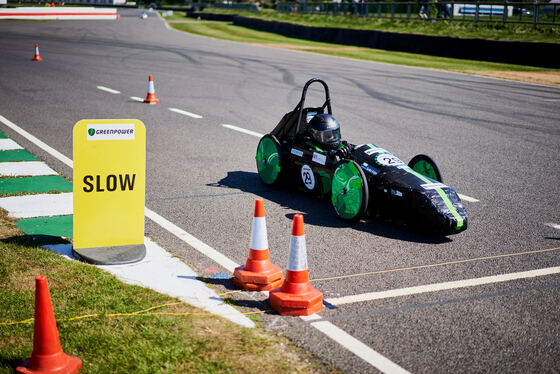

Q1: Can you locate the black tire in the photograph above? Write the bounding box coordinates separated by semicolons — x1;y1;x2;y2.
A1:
331;160;369;222
256;135;284;186
408;154;442;183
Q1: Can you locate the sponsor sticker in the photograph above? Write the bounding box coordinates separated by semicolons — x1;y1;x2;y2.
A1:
421;182;448;190
87;124;135;141
391;189;403;197
291;148;303;157
361;162;379;176
312;152;327;165
301;164;315;190
375;153;405;167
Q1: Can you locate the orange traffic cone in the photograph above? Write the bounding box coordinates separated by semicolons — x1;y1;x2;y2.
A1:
32;44;42;62
16;276;82;374
269;214;323;316
143;74;159;104
233;199;284;291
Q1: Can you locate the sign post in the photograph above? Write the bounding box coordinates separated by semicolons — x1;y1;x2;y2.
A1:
73;119;146;264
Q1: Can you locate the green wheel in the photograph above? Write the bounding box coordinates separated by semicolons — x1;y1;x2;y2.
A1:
256;135;283;186
331;160;369;222
408;154;442;182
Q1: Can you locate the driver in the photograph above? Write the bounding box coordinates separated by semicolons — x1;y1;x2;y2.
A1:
308;113;352;158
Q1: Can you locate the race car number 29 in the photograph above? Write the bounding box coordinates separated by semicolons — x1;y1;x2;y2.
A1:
375;153;405;167
301;164;315;190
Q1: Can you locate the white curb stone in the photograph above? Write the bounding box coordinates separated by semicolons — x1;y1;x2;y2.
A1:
0;161;57;176
0;138;23;150
0;192;73;218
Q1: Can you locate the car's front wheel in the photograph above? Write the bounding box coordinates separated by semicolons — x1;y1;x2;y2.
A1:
331;160;369;222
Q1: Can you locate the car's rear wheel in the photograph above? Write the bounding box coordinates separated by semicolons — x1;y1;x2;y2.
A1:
331;160;369;222
408;154;442;182
256;135;283;186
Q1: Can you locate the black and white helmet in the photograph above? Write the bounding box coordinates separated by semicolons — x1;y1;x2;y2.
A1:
308;113;341;150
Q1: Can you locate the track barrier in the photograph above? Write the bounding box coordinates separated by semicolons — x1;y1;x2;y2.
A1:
233;198;284;291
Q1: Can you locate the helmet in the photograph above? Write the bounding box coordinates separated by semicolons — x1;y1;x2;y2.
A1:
308;114;341;149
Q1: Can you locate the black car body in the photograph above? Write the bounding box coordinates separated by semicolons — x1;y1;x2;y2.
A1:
256;79;467;235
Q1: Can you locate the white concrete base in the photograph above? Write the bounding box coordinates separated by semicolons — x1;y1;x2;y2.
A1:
43;238;255;328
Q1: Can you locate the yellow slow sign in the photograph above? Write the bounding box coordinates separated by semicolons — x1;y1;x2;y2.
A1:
73;119;145;251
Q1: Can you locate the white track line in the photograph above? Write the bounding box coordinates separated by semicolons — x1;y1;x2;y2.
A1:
457;193;479;203
326;266;560;306
0;161;58;176
96;86;121;94
222;124;264;138
0;192;73;218
0;138;23;150
130;96;144;102
301;314;411;374
0;115;73;167
545;223;560;230
168;107;203;119
0;114;409;373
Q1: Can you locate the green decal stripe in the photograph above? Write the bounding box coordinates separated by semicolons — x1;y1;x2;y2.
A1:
0;131;7;139
305;141;324;152
17;214;73;239
404;167;463;231
434;188;464;231
0;149;38;162
0;175;72;196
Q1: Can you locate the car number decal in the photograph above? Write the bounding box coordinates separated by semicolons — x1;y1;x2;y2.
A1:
301;164;315;190
375;153;405;167
312;152;326;165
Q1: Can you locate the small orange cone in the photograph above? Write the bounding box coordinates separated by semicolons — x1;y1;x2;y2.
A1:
143;74;159;104
16;276;82;374
269;214;323;316
32;44;42;62
233;199;284;291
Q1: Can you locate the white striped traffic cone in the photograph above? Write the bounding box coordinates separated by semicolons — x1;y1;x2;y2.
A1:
32;43;43;61
269;214;323;316
143;74;159;104
233;199;283;291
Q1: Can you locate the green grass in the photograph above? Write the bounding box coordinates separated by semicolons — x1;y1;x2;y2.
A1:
167;19;550;72
0;210;326;374
201;8;560;43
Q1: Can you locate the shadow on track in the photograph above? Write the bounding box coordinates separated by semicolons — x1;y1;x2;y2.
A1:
208;171;451;244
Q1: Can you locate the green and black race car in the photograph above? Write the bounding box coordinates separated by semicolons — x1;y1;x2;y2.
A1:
256;78;467;235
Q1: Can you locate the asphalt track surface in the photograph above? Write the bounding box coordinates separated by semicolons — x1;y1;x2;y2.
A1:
1;10;560;373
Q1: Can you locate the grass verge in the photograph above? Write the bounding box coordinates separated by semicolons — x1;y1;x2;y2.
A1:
0;208;329;374
198;8;560;44
166;17;555;73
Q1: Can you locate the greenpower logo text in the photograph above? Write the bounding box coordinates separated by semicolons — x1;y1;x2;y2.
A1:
86;124;135;141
